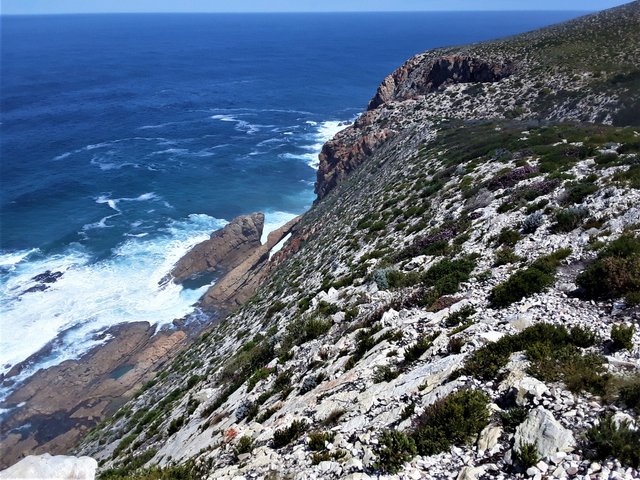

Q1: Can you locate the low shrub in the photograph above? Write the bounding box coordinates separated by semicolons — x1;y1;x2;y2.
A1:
500;407;528;433
489;249;570;308
618;376;640;413
513;441;540;469
570;325;599;348
307;431;335;452
613;164;640;189
411;389;489;456
246;367;272;392
403;333;438;364
495;227;522;247
462;323;607;395
445;305;476;327
521;212;544;234
564;178;598;204
374;430;417;474
321;408;346;427
272;419;308;448
577;235;640;303
611;324;635;351
553;206;589;232
586;414;640;468
422;255;477;306
310;450;347;465
494;247;524;266
234;435;254;458
448;336;465;354
372;364;399;382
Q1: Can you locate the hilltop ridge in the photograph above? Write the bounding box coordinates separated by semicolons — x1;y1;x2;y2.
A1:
65;3;640;479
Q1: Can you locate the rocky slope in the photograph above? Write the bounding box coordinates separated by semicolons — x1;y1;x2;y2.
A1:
74;4;640;480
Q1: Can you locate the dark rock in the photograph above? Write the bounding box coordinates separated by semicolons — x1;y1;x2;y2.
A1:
31;271;63;284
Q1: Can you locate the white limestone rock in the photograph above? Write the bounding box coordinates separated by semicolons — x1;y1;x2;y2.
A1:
0;454;97;480
514;407;576;459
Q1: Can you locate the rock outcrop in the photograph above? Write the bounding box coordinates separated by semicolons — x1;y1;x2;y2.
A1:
0;322;186;469
200;215;301;312
514;407;576;459
0;453;97;480
367;55;514;110
170;213;264;284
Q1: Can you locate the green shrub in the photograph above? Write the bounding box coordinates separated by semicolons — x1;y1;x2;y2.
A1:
421;255;478;306
494;247;524;266
247;367;272;392
513;441;540;469
403;334;436;364
307;431;335;452
167;416;184;436
256;406;278;423
618;376;640;413
611;324;635;351
373;365;400;383
99;459;200;480
316;300;339;316
570;325;598;348
321;408;346;427
447;336;465;354
386;270;423;289
554;207;589;232
445;305;476;327
234;435;254;458
614;164;640;189
577;235;640;301
272;419;308;448
500;407;528;433
489;249;570;308
586;414;640;468
311;450;347;465
266;300;286;319
564;180;598;204
462;323;608;395
374;430;417;474
411;389;489;456
496;228;522;247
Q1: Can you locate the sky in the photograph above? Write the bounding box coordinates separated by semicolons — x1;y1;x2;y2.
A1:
0;0;633;15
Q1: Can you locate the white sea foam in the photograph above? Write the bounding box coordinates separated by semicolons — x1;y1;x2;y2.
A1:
0;214;227;390
0;249;40;269
279;119;351;169
52;152;72;161
210;114;274;135
261;211;299;245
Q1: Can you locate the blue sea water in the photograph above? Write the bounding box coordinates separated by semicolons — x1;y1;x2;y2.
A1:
0;11;585;389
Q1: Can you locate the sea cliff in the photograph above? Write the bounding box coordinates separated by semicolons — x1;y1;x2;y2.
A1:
7;2;640;479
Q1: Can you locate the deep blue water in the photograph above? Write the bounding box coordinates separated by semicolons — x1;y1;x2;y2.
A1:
0;11;585;388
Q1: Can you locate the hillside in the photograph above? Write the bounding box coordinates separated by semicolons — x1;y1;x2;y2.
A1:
75;4;640;480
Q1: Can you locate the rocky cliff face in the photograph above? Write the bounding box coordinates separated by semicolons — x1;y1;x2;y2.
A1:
74;3;640;480
315;2;640;200
170;213;265;285
367;55;514;110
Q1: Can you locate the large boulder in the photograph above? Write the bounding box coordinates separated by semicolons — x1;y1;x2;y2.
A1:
0;454;97;479
514;407;575;459
170;213;264;284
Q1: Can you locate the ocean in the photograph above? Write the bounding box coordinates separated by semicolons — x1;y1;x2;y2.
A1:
0;11;584;395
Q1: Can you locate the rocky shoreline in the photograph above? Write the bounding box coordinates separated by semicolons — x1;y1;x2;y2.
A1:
0;211;300;469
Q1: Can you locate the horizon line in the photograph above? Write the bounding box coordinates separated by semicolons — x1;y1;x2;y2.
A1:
1;9;594;16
